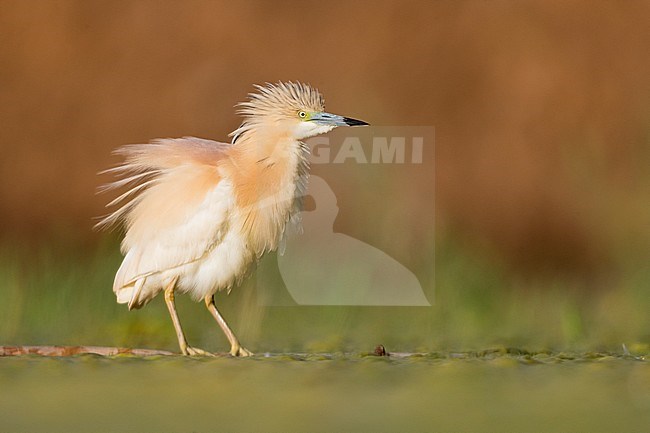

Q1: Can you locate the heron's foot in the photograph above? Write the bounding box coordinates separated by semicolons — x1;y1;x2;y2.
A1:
230;345;253;357
182;346;215;357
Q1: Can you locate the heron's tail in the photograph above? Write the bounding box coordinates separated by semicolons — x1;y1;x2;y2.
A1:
114;249;157;309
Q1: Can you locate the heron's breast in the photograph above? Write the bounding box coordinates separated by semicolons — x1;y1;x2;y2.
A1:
225;144;307;256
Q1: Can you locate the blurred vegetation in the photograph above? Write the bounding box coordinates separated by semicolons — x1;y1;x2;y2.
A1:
1;233;647;353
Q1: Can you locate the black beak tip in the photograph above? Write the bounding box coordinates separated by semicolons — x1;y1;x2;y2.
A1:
343;117;370;127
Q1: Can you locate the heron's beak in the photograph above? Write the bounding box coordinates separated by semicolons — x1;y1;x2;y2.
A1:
311;112;369;127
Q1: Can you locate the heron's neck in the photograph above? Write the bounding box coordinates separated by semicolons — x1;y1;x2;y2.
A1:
223;128;311;254
225;127;310;193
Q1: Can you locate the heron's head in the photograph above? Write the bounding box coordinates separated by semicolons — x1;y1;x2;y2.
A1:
231;82;368;142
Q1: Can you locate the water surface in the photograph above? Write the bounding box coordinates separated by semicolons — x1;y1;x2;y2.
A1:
1;351;648;432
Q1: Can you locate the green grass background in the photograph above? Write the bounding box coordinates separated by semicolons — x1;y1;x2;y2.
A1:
1;237;648;433
1;234;647;355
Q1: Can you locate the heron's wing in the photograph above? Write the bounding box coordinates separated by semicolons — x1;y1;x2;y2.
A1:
97;137;234;306
96;137;231;231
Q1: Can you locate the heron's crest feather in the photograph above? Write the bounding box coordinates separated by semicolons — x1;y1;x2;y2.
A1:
230;81;324;143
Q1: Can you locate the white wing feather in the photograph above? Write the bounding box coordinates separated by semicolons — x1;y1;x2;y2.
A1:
97;137;233;308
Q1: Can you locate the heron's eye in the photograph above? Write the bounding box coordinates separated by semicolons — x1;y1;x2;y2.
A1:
298;111;307;119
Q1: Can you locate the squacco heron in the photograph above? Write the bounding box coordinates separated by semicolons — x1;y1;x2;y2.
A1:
98;82;368;356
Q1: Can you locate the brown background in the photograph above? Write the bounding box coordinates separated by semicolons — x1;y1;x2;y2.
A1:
1;0;649;279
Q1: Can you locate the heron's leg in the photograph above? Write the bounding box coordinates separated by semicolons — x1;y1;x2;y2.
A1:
163;278;213;357
204;295;253;357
